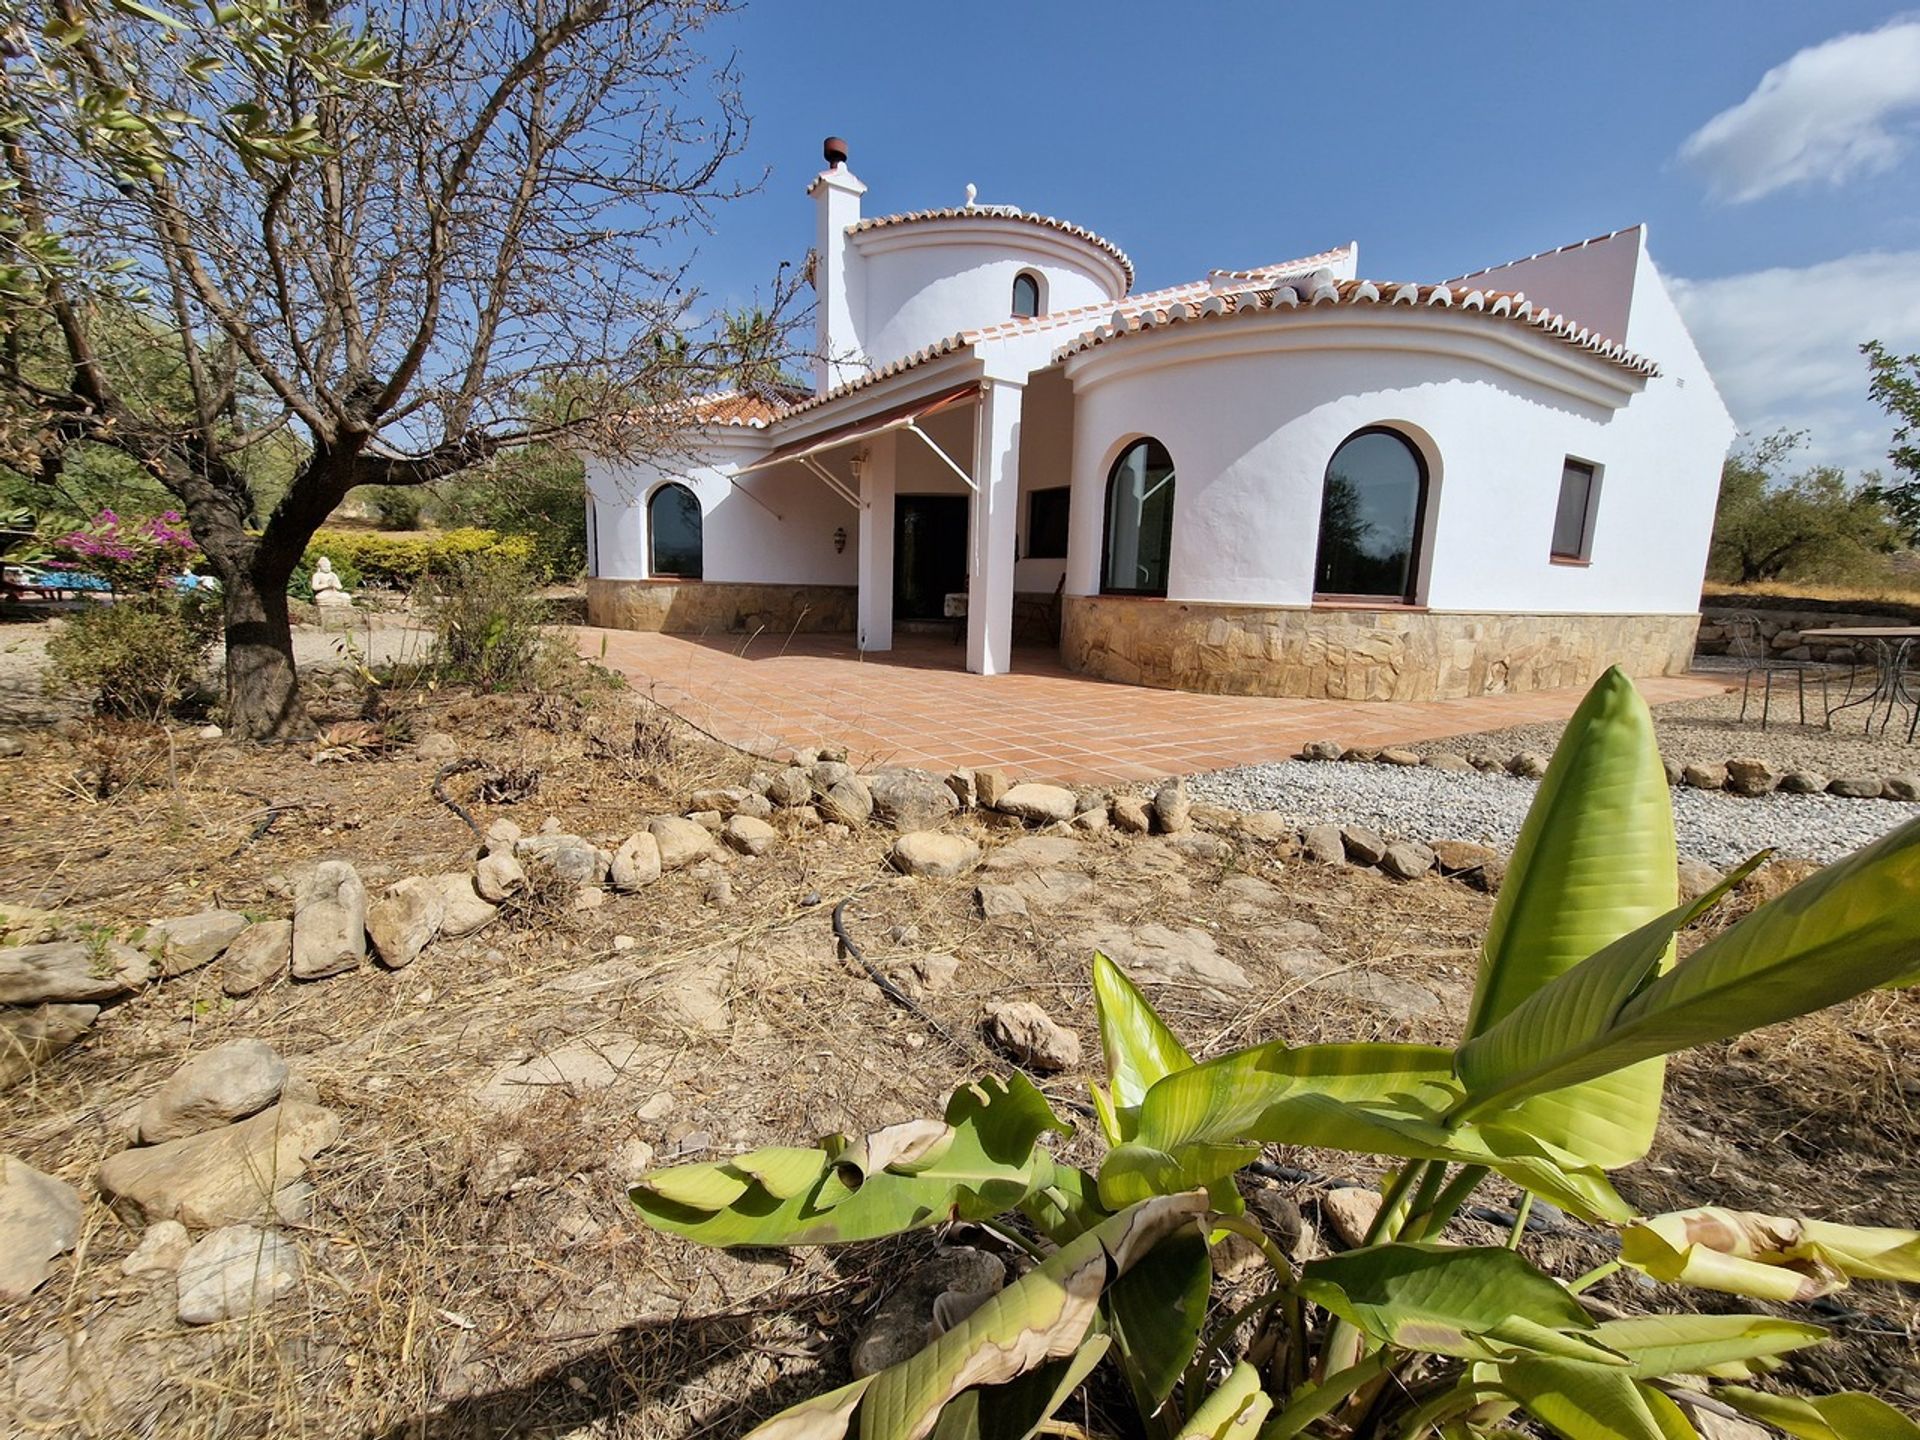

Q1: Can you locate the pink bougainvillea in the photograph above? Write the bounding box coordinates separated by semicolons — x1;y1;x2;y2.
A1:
51;509;201;594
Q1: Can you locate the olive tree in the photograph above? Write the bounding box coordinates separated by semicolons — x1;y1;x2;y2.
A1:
2;0;769;737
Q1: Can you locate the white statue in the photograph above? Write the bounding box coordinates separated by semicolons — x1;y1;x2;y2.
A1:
311;556;352;607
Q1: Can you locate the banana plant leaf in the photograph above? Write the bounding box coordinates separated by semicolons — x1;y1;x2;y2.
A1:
1461;667;1680;1170
925;1336;1111;1440
743;1192;1212;1440
1107;1222;1211;1414
1585;1314;1828;1379
1497;1358;1699;1440
1621;1207;1920;1302
1713;1385;1920;1439
631;1075;1070;1247
1177;1361;1271;1439
1091;952;1195;1145
1452;815;1920;1123
1297;1243;1623;1364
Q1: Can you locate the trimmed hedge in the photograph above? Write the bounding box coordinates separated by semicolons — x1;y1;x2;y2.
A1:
299;527;534;590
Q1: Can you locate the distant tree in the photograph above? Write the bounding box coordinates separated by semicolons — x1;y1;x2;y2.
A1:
2;0;781;739
1862;339;1920;541
1707;430;1903;584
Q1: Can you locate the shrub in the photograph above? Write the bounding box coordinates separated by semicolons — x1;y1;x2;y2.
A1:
50;508;200;594
294;527;533;592
629;669;1920;1440
423;551;565;692
366;486;425;530
45;593;219;717
430;445;586;581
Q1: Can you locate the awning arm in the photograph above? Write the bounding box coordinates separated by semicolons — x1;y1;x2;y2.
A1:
724;474;783;520
799;456;861;509
901;421;977;493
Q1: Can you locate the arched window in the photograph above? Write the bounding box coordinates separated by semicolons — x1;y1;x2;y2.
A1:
648;483;703;579
1314;428;1428;602
1011;270;1042;318
1101;439;1176;596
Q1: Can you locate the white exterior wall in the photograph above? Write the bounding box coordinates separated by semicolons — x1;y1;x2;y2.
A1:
1014;368;1074;594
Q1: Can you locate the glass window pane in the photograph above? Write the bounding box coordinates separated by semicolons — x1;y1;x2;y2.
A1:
1012;273;1040;318
1103;440;1175;594
649;484;703;579
1315;430;1425;600
1027;486;1070;559
1553;460;1594;558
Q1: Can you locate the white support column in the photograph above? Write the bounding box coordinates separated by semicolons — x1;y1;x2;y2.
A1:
967;379;1024;675
857;431;896;652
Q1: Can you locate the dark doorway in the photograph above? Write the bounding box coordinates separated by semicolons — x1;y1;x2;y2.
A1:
894;494;969;621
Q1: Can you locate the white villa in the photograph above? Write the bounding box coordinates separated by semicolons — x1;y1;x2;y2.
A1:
584;138;1734;702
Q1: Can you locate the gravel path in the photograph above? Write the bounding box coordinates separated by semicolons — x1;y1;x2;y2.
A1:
1188;759;1916;867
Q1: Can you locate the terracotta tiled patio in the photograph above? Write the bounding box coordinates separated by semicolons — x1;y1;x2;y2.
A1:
579;628;1732;782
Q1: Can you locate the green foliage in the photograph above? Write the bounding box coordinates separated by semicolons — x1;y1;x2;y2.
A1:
45;594;219;718
1863;339;1920;542
629;668;1920;1440
1708;431;1904;584
428;446;586;582
365;486;426;531
422;551;561;693
296;527;531;592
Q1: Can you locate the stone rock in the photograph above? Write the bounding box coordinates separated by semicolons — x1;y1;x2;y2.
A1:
472;1035;657;1112
1681;762;1728;791
1071;805;1109;833
945;768;978;810
1421;752;1474;773
649;816;716;870
688;809;723;832
1379;840;1436;881
484;817;521;854
867;769;960;832
974;768;1011;809
428;873;497;939
908;952;959;995
0;1155;83;1302
976;883;1028;921
1466;751;1505;773
1080;923;1249;998
144;910;249;978
1430;840;1498;876
767;767;812;808
608;832;662;891
0;940;150;1005
138;1040;288;1144
1725;757;1779;797
415;732;458;763
851;1247;1005;1379
982;1001;1080;1073
469;1142;530;1198
1277;951;1443;1019
0;1003;98;1090
1777;770;1828;795
291;861;367;980
220;920;290;996
1300;824;1345;864
688;787;753;817
1378;747;1421;767
515;833;609;886
1170;832;1233;863
121;1219;191;1277
1341;747;1380;763
1110;794;1153;834
703;876;733;908
736;793;773;820
176;1224;301;1325
574;885;607;912
996;783;1076;825
1507;751;1550;779
1299;739;1342;762
1827;774;1884;799
1885;774;1920;802
475;849;526;902
0;734;24;758
97;1101;341;1228
814;768;874;825
1322;1187;1383;1248
892;832;982;879
1150;780;1192;834
1663;757;1684;786
612;1137;656;1185
1692;1410;1772;1440
722;814;779;857
1340;825;1388;867
366;877;445;970
1676;858;1726;903
1232;810;1296;846
790;747;821;769
1466;855;1508;894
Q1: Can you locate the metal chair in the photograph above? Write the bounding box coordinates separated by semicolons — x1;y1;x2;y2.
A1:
1723;610;1835;729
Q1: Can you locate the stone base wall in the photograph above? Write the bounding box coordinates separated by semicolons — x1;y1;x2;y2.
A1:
586;579;857;635
1696;606;1902;665
1060;596;1699;702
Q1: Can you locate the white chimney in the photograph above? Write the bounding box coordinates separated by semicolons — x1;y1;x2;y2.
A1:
810;136;865;395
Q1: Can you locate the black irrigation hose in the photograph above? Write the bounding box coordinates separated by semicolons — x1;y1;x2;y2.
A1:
433;758;486;839
832;897;965;1053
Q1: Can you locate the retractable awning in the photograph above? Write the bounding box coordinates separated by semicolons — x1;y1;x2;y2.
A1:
734;382;981;505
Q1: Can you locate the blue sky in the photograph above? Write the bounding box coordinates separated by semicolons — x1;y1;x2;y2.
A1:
688;2;1920;475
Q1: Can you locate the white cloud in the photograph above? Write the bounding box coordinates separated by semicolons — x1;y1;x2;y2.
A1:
1678;18;1920;202
1670;251;1920;472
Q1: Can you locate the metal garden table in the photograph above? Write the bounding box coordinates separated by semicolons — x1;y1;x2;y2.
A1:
1800;626;1920;741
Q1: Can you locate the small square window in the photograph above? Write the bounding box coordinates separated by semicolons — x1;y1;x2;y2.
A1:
1552;458;1599;561
1026;486;1070;559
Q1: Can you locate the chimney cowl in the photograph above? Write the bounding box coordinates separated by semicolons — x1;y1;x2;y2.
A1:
823;136;849;168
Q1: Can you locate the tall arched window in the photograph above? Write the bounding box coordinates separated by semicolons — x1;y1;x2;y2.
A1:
1101;439;1176;596
1314;428;1428;602
1011;270;1042;318
648;483;703;579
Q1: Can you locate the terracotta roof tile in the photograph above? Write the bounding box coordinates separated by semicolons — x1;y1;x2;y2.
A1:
848;207;1135;287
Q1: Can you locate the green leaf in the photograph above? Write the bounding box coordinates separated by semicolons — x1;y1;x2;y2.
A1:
1098;1141;1259;1211
925;1336;1111;1440
631;1075;1070;1246
1177;1361;1271;1439
1587;1314;1827;1379
1714;1385;1920;1440
744;1194;1210;1440
1463;667;1680;1169
1454;816;1920;1121
1092;951;1193;1142
1107;1223;1211;1413
1298;1244;1617;1363
1621;1207;1920;1302
1499;1359;1698;1440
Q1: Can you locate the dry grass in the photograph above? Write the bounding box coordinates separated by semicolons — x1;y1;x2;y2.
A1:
1;672;1916;1434
1704;577;1920;613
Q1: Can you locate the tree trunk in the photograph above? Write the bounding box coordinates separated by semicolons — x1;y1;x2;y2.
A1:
222;561;309;741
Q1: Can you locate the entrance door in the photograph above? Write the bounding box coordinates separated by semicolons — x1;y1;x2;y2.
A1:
894;495;969;621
